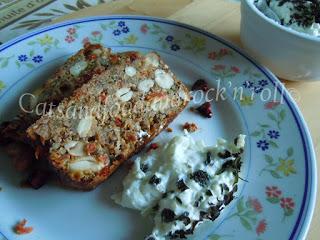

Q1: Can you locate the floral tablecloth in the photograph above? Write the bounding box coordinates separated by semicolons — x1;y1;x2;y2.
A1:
0;0;114;44
0;0;240;44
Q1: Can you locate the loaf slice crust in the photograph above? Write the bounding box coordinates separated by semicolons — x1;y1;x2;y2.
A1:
27;52;190;190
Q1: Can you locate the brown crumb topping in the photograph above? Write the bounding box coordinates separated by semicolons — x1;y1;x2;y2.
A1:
166;127;173;133
182;122;198;132
14;219;33;235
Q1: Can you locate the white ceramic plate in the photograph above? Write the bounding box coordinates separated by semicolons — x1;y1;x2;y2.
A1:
0;16;316;240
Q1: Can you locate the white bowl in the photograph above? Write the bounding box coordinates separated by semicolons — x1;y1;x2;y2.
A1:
240;0;320;81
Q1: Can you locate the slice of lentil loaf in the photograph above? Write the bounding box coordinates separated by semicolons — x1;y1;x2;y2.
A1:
27;52;190;190
0;43;112;145
0;44;139;188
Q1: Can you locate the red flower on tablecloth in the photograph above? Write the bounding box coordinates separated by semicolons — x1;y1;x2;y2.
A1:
248;197;263;213
256;219;267;236
266;186;282;198
140;24;149;34
65;35;75;43
67;27;76;35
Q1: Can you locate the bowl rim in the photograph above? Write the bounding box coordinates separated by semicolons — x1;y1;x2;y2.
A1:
243;0;320;43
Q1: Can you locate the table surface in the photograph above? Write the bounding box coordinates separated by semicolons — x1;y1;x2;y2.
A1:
53;0;319;238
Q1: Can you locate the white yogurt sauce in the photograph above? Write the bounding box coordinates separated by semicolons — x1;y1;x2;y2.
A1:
255;0;320;37
112;133;245;240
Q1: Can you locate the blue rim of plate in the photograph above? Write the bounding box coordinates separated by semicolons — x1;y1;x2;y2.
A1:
0;15;317;240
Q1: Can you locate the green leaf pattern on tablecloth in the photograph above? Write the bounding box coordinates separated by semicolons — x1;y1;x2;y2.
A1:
11;0;109;31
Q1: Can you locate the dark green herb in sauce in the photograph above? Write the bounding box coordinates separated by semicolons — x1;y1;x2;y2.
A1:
176;179;189;192
177;212;191;225
149;175;161;185
161;208;176;223
216;157;242;176
152;204;160;211
205;151;212;165
218;150;232;159
274;0;320;27
190;170;210;187
194;196;204;208
175;196;183;205
206;189;213;196
140;163;149;173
